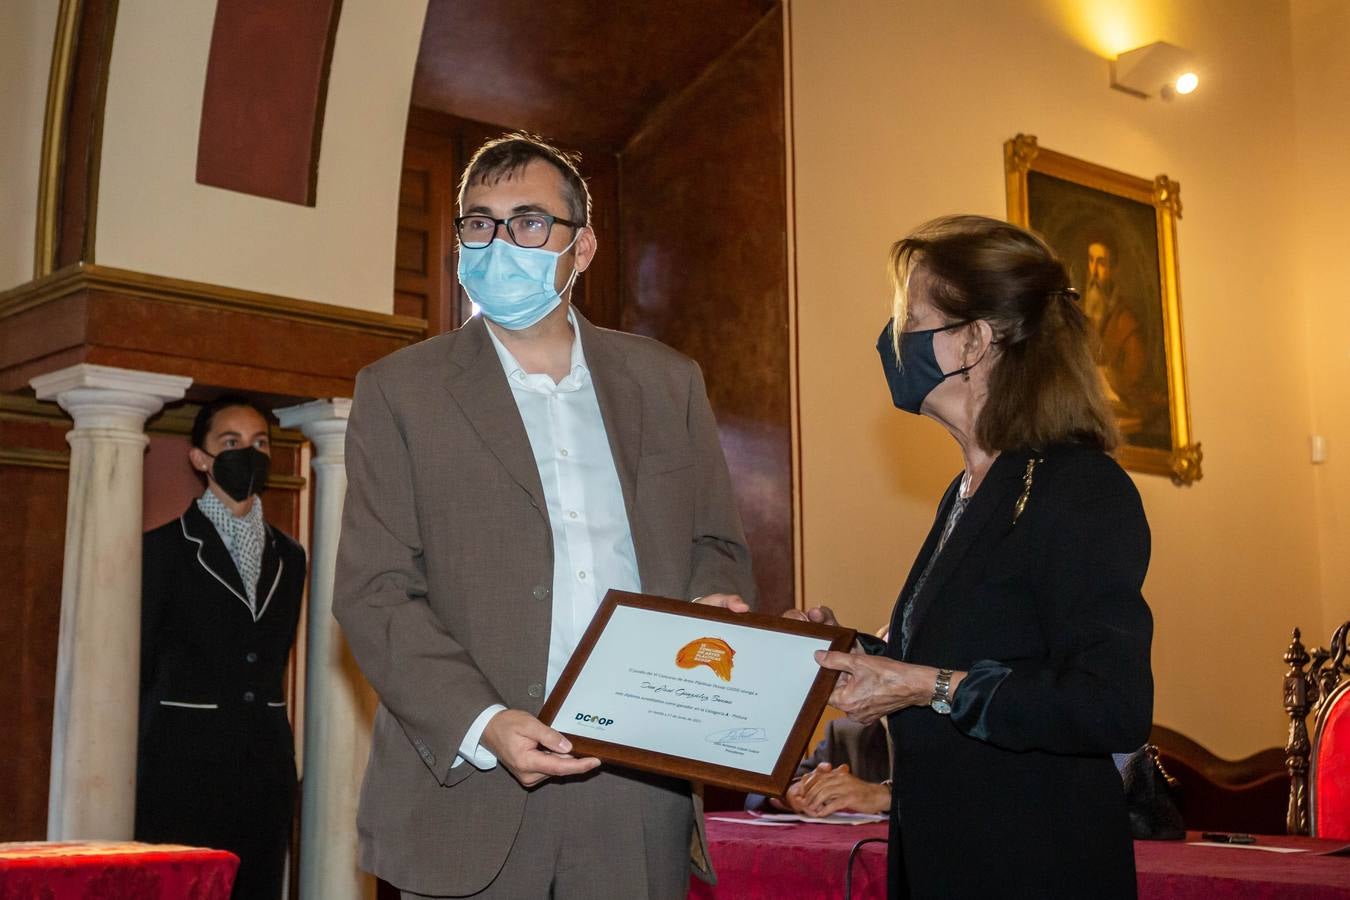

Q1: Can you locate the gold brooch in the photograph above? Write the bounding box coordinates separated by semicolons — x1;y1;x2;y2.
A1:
1012;457;1044;524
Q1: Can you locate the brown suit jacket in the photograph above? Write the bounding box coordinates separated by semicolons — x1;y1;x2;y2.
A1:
796;718;891;784
333;312;756;895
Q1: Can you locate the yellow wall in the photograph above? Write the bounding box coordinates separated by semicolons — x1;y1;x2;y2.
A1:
94;0;427;313
0;1;59;291
1292;0;1350;649
789;0;1330;758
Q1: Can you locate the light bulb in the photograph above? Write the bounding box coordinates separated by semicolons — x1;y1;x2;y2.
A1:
1174;72;1199;95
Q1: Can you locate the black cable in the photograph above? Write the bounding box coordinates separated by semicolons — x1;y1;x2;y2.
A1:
845;836;888;899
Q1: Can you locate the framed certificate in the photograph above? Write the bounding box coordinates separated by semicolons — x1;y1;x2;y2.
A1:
539;590;856;796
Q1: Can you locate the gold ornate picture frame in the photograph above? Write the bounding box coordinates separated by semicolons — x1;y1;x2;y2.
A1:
1005;133;1201;485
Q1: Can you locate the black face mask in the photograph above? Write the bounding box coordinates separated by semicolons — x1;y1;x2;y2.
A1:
877;318;977;414
204;447;271;502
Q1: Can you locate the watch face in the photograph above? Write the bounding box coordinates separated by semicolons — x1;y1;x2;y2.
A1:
931;698;952;715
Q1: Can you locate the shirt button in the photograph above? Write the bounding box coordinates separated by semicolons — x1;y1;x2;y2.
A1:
568;511;578;519
532;585;550;601
243;691;256;703
577;571;587;581
527;683;544;699
245;652;258;663
559;448;569;457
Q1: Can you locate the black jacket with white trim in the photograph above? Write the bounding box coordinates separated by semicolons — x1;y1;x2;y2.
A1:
137;501;306;765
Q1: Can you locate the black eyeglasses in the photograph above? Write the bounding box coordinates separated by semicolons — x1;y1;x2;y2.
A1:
454;213;583;249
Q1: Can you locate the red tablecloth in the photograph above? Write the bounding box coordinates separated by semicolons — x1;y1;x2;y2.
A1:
0;841;238;900
690;816;888;900
1136;833;1350;899
689;814;1350;899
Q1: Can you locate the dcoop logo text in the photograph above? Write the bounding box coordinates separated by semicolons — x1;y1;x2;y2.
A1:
574;713;614;727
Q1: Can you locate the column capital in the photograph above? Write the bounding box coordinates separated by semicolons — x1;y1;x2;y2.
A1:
31;364;192;432
31;363;193;401
276;399;351;460
275;398;352;429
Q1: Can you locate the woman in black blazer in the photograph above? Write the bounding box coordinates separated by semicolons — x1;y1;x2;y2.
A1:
136;397;306;900
804;216;1153;899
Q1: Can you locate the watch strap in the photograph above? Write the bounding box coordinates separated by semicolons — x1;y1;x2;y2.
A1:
930;667;955;713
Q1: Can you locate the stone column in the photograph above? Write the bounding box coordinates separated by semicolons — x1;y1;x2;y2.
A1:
276;399;375;900
30;364;192;840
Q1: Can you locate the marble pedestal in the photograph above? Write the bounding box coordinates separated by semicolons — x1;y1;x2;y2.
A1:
31;364;192;840
277;399;375;900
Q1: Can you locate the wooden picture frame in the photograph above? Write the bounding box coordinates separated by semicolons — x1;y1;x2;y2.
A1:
1005;133;1202;484
540;590;855;796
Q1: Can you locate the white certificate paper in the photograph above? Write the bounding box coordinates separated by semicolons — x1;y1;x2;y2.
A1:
549;604;835;775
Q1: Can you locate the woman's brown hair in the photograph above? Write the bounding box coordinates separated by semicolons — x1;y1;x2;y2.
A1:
889;214;1119;452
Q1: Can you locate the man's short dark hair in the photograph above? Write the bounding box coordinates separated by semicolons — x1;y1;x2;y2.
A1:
457;132;591;226
190;394;272;449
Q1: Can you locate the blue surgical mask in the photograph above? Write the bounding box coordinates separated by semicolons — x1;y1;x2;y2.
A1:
457;234;579;331
877;318;976;414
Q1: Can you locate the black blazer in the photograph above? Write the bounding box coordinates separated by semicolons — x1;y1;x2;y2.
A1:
884;443;1153;900
138;503;306;766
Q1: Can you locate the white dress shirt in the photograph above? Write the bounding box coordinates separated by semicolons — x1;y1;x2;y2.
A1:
455;311;641;770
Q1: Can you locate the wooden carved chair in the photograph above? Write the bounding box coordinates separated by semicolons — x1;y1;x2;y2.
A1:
1283;621;1350;838
1148;725;1286;834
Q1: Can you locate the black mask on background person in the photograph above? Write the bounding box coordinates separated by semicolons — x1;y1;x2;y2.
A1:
204;447;271;502
877;318;977;414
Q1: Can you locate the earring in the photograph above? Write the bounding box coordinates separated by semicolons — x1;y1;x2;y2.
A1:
962;370;971;382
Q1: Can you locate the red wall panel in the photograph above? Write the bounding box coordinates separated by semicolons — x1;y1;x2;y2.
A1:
196;0;342;206
619;10;794;612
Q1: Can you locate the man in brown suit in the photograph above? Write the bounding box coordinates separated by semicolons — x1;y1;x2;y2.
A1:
333;133;755;899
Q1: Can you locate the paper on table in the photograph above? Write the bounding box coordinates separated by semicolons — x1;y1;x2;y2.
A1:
1186;842;1308;854
707;817;796;827
753;812;888;825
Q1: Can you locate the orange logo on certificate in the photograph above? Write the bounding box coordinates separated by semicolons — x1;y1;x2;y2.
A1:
675;637;735;681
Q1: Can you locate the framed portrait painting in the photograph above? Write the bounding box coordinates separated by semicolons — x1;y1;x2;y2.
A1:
1004;133;1202;484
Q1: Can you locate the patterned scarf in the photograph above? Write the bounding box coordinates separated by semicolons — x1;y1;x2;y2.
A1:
197;489;267;613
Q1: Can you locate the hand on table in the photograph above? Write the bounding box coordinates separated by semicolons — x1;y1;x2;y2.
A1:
785;762;891;817
481;709;600;788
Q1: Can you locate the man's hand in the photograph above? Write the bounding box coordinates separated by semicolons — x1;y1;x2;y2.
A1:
694;593;750;613
785;762;890;817
480;709;600;788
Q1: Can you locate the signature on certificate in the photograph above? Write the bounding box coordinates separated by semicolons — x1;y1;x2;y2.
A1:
706;727;766;744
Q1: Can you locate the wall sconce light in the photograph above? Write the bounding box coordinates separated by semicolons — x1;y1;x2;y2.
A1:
1110;41;1199;100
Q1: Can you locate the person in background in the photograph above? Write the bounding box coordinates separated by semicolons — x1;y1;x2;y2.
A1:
136;395;306;900
799;215;1153;900
745;716;891;816
748;628;893;817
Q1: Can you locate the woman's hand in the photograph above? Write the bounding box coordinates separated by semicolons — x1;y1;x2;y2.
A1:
814;651;964;724
784;606;868;654
781;605;839;626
